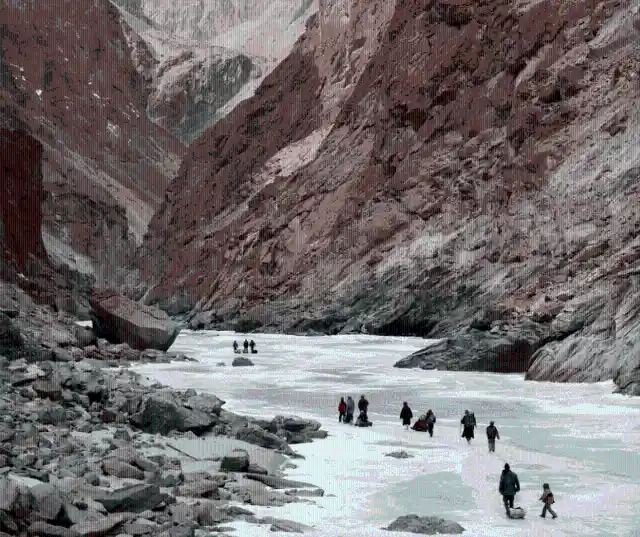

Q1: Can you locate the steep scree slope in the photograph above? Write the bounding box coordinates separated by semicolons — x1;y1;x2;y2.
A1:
139;0;640;390
0;0;183;291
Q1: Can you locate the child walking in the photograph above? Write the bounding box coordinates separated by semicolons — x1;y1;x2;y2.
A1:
540;483;557;519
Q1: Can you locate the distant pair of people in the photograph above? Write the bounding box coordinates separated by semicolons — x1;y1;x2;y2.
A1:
499;464;558;519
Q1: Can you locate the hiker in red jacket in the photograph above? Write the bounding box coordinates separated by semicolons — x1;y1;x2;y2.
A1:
338;397;347;422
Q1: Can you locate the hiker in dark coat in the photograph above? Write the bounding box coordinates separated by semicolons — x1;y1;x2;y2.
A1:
249;339;256;353
400;402;413;430
539;483;557;519
499;463;521;518
338;397;347;422
243;339;249;353
426;409;436;437
486;421;500;452
358;395;369;421
233;340;239;352
461;410;475;443
345;396;355;424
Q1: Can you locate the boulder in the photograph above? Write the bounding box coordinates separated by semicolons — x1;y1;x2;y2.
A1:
89;291;180;351
74;326;98;349
220;450;249;472
384;515;465;534
243;474;315;489
193;504;231;526
33;379;63;401
71;514;128;537
0;312;24;360
102;459;145;481
235;424;285;450
31;482;64;520
38;406;68;425
184;394;225;416
28;522;81;537
129;395;215;436
385;451;414;459
0;477;19;511
91;484;166;513
251;517;311;533
231;357;253;367
174;480;219;499
394;319;547;373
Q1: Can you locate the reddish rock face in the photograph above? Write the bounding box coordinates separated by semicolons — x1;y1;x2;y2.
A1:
0;0;183;288
0;126;46;275
140;0;639;346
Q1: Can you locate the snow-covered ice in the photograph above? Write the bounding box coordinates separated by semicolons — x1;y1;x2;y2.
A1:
132;331;640;537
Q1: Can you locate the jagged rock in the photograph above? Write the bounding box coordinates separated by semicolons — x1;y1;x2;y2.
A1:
220;450;249;472
31;482;64;520
28;522;81;537
243;474;315;490
173;481;219;499
71;514;128;537
395;320;548;373
184;394;225;416
129;395;215;436
250;517;311;533
231;357;253;367
235;424;285;450
0;312;24;361
102;459;145;481
91;484;166;513
89;291;181;351
0;478;19;511
246;464;268;476
33;379;63;401
384;515;465;534
193;505;231;526
74;326;97;349
63;502;106;525
284;488;324;497
385;451;414;459
37;406;68;425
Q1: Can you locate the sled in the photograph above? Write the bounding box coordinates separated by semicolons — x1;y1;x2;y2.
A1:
509;507;526;519
243;349;248;354
355;420;373;427
251;349;258;354
233;349;241;354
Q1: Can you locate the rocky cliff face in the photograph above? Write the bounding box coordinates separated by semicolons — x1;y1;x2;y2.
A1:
112;0;317;143
139;0;640;391
0;0;183;292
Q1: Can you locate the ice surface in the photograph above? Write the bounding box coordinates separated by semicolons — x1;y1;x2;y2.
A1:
132;331;640;536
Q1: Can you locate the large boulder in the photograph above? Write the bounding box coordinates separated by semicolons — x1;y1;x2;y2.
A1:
89;291;180;351
30;483;64;521
0;311;24;360
71;514;128;537
129;394;216;436
235;424;286;450
231;357;253;367
220;449;249;472
394;319;547;373
101;459;145;481
91;484;166;513
184;393;225;416
243;474;315;489
384;515;465;534
0;478;19;511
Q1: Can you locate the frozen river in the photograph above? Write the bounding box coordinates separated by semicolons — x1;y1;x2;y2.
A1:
131;331;640;537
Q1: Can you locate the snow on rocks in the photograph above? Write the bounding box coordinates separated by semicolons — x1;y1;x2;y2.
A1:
384;515;465;534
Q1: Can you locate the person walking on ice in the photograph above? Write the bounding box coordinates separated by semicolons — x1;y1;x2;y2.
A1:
345;396;355;424
358;395;369;422
338;397;347;422
461;410;475;443
499;463;521;518
486;421;500;452
400;402;413;430
426;409;436;437
540;483;557;519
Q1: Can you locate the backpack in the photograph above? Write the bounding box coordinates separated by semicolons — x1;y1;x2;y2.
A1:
510;507;526;519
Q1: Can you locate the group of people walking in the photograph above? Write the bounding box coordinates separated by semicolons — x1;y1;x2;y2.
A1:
232;339;257;354
338;395;370;426
339;399;558;521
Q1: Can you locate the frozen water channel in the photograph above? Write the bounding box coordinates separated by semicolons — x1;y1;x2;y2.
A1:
131;331;640;537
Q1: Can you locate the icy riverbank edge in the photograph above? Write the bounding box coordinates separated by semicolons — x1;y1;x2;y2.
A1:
0;285;332;537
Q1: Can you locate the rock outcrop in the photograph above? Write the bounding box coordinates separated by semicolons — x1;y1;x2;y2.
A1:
384;515;464;535
112;0;317;143
0;0;183;294
89;291;180;351
138;0;640;392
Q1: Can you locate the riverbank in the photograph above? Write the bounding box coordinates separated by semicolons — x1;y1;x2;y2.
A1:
0;284;333;537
